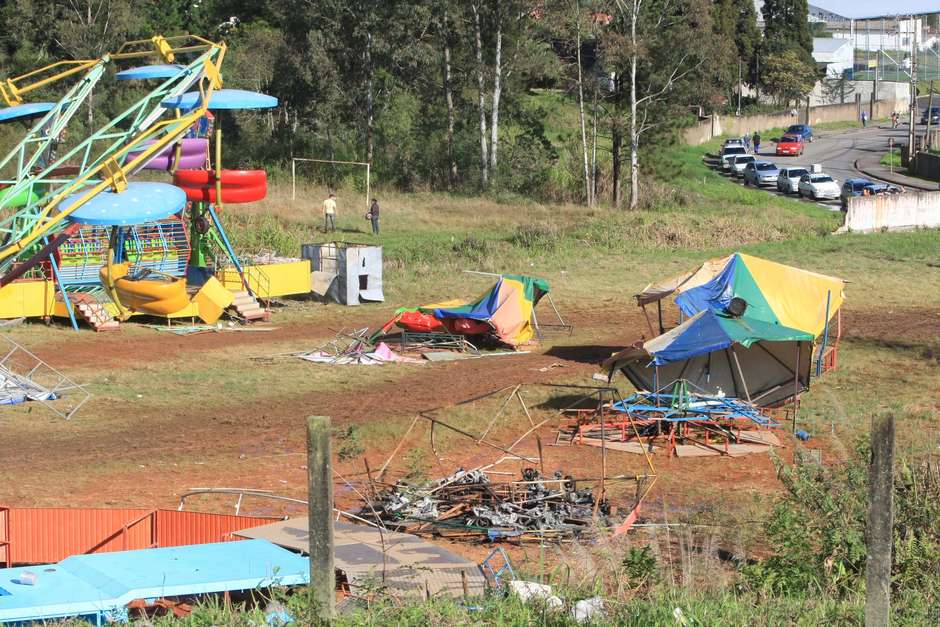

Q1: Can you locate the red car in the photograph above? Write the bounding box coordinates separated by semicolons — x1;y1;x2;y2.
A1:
776;134;804;156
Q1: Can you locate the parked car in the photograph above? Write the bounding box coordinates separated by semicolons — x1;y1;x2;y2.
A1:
840;177;904;208
785;124;814;142
775;134;804;156
723;138;745;150
743;161;781;187
730;154;756;177
922;106;940;125
798;173;840;200
777;167;809;194
720;145;748;169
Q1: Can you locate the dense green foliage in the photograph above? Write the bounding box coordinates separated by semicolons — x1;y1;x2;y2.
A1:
741;445;940;622
759;0;817;104
0;0;781;203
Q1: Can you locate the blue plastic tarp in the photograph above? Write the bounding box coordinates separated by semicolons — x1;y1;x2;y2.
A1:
674;255;738;319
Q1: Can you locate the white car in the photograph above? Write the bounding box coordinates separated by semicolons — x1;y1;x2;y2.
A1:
777;167;809;194
798;173;840;200
723;138;745;150
730;155;756;177
720;146;748;170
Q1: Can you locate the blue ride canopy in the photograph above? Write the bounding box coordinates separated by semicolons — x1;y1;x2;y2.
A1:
0;102;55;123
115;64;185;80
161;88;278;111
0;539;308;624
62;182;186;226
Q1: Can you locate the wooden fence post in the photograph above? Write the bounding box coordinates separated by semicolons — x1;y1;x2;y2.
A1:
307;416;335;623
865;413;894;627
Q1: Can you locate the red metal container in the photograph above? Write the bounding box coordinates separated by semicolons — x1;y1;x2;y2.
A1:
0;507;279;565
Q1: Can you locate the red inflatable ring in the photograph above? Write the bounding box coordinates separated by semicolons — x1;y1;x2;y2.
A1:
173;169;267;204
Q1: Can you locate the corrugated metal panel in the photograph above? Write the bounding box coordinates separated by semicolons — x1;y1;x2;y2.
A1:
0;507;9;566
8;508;153;564
156;510;279;547
0;508;280;565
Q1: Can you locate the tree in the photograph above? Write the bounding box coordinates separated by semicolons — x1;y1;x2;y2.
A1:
761;0;814;66
603;0;718;208
761;49;816;105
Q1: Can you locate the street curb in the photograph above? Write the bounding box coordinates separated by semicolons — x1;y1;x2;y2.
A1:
853;157;938;192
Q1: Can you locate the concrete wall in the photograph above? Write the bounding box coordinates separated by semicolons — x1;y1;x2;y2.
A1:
684;99;901;146
850;81;911;112
839;190;940;233
809;80;910;108
911;152;940;182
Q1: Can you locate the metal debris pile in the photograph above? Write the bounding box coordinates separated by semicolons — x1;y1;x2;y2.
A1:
362;467;611;541
298;328;423;366
0;364;57;405
0;335;90;419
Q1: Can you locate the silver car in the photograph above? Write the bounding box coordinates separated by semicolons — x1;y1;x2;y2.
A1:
777;167;809;194
743;161;780;186
730;155;756;177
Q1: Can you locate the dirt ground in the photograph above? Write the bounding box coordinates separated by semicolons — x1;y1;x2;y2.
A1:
1;301;937;559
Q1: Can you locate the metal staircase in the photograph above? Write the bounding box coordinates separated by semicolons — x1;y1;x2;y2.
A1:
66;292;120;332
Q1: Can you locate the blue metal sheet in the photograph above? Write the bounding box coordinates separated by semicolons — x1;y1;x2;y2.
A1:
161;88;278;111
0;539;309;624
62;182;186;226
0;102;55;123
115;64;185;80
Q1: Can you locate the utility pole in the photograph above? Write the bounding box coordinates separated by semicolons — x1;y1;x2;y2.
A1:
908;15;918;162
307;416;335;623
926;81;935;151
737;60;743;116
872;20;879;120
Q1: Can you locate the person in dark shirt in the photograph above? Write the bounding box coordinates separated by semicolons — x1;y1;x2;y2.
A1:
368;198;380;235
752;131;761;155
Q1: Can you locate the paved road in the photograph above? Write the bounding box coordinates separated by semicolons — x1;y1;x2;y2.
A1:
727;118;936;208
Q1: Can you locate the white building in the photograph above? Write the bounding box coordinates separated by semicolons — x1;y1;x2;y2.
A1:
830;18;935;52
813;37;854;76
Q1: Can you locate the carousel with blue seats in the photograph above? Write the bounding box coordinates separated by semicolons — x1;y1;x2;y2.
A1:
0;36;310;330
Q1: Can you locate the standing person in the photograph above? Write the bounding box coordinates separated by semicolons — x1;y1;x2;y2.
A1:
861;110;867;127
367;198;380;235
742;134;750;150
752;131;761;155
322;192;337;233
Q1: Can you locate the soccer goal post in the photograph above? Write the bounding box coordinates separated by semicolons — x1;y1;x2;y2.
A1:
291;158;371;211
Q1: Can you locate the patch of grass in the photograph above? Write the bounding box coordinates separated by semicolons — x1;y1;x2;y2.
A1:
881;149;902;167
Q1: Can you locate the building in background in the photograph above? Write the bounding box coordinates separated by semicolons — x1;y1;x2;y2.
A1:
813;37;854;77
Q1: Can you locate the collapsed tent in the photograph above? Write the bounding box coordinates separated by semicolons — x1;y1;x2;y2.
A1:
605;310;813;406
609;254;845;407
636;252;845;337
381;275;550;346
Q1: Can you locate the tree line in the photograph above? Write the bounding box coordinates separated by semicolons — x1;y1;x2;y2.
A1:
0;0;818;207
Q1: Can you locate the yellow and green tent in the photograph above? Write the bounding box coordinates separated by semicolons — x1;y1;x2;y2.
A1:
636;252;845;338
608;254;846;406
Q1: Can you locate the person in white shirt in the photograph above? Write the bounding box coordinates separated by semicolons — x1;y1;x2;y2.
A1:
322;193;337;233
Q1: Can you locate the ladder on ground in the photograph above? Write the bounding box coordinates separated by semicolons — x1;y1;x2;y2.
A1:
66;293;120;332
228;291;269;322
